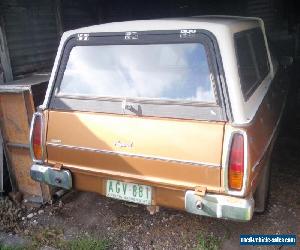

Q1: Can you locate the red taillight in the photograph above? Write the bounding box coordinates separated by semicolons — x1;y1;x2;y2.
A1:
228;133;244;190
31;113;43;161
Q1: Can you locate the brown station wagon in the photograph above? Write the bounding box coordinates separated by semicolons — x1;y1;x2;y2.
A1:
29;16;290;221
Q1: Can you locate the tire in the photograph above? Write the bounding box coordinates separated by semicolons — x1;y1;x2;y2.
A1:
254;158;271;213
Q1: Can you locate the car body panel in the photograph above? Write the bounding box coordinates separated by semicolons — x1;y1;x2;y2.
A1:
46;110;225;191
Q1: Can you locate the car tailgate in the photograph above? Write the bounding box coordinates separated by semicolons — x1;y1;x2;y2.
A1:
46;110;225;190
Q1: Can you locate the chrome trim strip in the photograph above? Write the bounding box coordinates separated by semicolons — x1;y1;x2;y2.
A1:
55;93;218;107
0;86;31;93
46;142;221;168
6;142;30;149
223;130;249;197
29;112;45;164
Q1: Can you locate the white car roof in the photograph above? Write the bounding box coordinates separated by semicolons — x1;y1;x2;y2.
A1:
63;15;261;37
44;15;272;125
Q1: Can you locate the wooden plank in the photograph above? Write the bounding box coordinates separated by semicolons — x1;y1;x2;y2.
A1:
7;146;42;197
0;86;51;201
0;92;30;144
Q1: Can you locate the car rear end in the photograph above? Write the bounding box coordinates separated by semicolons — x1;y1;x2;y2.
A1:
29;25;254;221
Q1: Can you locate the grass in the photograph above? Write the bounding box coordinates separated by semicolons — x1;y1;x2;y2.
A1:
0;245;23;250
65;237;110;250
196;232;221;250
0;228;110;250
30;227;65;249
29;227;110;250
0;236;110;250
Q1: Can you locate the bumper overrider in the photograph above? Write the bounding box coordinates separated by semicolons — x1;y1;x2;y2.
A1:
185;190;254;221
30;164;72;190
30;164;254;221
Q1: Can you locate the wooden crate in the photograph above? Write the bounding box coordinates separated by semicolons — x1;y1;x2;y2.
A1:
0;74;51;202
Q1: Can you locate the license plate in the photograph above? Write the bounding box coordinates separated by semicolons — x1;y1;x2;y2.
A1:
106;180;152;205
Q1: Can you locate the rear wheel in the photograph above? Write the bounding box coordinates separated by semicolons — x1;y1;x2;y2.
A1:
254;158;271;213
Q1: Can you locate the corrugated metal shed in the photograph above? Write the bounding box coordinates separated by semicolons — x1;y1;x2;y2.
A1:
61;0;99;31
1;0;60;78
246;0;278;30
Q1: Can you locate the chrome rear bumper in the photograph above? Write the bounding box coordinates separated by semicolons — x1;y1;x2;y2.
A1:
30;164;253;221
185;190;254;221
30;164;72;190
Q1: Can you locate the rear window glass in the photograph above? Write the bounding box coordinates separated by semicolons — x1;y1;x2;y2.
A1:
58;43;215;103
235;28;269;99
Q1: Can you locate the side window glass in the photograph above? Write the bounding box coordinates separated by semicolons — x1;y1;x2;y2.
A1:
235;33;258;97
251;29;269;80
235;28;270;100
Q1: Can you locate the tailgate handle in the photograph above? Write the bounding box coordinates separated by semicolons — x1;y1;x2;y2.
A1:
121;99;142;116
122;99;133;112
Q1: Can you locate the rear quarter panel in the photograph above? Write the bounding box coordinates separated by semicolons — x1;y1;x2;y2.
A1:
222;69;288;197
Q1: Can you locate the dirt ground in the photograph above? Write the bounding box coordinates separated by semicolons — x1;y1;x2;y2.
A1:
1;104;300;250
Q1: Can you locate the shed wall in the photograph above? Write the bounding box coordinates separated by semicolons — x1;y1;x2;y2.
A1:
1;0;60;77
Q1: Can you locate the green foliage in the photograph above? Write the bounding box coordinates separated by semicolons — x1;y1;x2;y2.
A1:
64;237;110;250
30;227;64;249
0;244;24;250
196;232;221;250
29;228;109;250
